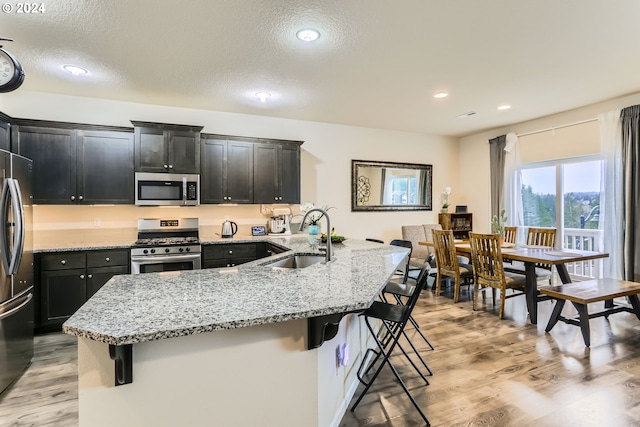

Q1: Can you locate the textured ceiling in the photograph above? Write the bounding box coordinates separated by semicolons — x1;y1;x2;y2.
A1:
2;0;640;136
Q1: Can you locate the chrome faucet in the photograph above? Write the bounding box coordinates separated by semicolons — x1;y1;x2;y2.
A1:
299;208;333;263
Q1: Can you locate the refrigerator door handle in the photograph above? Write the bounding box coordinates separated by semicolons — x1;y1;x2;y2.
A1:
0;290;32;321
0;178;11;274
8;179;24;275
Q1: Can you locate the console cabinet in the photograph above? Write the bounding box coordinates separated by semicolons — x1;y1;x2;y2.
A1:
438;213;473;240
36;249;130;331
132;121;203;174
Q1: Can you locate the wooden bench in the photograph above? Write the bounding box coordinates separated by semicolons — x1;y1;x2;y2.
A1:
539;278;640;347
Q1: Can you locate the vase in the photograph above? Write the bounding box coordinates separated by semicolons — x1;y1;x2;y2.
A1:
441;207;448;213
307;224;320;245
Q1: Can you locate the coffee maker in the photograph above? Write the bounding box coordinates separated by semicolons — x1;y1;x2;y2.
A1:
268;207;292;235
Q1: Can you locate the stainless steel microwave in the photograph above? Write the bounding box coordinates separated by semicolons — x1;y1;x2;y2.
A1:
135;172;200;206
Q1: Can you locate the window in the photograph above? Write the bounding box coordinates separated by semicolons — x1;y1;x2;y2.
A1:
521;157;601;231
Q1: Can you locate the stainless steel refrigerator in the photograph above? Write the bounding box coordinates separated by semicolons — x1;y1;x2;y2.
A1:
0;150;33;395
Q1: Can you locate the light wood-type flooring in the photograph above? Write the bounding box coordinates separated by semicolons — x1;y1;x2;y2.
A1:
3;284;640;426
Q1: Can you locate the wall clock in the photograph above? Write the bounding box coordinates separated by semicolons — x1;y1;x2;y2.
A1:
0;38;25;93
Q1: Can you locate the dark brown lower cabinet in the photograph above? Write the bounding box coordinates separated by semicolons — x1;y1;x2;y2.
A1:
36;249;130;331
41;268;86;322
201;242;282;269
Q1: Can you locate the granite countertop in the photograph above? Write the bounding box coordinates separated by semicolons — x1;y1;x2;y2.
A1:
34;243;135;253
62;236;408;346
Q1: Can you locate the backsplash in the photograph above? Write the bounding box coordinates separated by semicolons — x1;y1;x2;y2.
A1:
33;204;300;249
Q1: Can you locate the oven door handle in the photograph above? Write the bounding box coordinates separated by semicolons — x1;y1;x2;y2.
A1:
131;253;201;264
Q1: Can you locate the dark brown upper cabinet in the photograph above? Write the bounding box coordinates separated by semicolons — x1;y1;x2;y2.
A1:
0;113;11;152
132;121;203;174
77;130;134;204
254;142;301;204
12;124;134;204
201;136;254;204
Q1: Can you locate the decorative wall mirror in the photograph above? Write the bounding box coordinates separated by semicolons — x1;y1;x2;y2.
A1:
351;160;433;211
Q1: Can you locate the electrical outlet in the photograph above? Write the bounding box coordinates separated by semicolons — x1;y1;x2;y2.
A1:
94;218;101;227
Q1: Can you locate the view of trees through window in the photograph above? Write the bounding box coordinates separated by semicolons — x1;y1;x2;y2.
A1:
521;160;601;230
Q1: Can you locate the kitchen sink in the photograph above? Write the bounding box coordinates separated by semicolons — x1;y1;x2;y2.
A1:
262;254;325;269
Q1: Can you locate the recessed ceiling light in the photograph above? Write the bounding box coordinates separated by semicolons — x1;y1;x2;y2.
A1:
434;92;448;99
255;92;271;103
63;65;88;76
497;104;512;111
296;29;320;42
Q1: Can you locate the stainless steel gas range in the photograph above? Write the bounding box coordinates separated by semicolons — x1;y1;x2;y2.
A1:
130;218;201;274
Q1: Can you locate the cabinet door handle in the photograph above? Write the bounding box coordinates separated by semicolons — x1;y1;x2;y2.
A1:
169;165;173;169
70;195;75;201
80;274;85;279
105;257;110;262
79;195;84;201
88;274;93;279
164;164;168;169
228;250;233;254
61;260;66;265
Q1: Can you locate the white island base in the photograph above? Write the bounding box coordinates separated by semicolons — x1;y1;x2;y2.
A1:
77;315;370;427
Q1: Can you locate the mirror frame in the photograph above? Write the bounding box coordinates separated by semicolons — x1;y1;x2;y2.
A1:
351;159;433;212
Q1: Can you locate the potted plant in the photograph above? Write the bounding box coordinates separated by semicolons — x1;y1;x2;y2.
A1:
441;187;451;213
300;202;334;244
491;209;508;245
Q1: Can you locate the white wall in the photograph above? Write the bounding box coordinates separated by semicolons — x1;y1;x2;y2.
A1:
1;91;459;244
458;91;640;234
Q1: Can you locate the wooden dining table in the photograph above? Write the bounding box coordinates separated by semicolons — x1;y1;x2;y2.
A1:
419;240;609;324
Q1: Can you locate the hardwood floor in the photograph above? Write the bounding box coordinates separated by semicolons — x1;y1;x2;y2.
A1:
3;285;640;426
340;286;640;427
0;332;77;427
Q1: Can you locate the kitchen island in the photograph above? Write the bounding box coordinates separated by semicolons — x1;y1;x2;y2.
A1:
63;236;409;427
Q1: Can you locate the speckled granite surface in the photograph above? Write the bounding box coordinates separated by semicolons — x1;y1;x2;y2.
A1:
34;243;134;253
62;236;408;346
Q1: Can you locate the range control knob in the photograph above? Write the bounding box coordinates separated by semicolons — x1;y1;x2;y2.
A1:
165;248;170;253
143;249;149;254
185;247;191;252
179;247;184;252
150;249;156;254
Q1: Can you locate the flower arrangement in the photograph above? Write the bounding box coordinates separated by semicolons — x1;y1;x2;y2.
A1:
299;202;334;226
441;187;451;212
491;209;508;237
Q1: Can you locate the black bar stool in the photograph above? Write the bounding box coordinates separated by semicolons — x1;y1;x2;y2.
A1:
351;263;432;426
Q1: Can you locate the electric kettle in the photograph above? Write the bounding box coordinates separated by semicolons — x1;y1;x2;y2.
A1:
221;220;238;238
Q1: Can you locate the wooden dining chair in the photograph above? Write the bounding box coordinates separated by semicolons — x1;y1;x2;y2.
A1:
527;226;557;277
504;226;517;245
469;233;527;319
527;227;556;247
504;227;556;284
432;229;473;303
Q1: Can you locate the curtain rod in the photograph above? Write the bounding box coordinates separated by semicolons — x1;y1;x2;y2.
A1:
516;117;598;138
